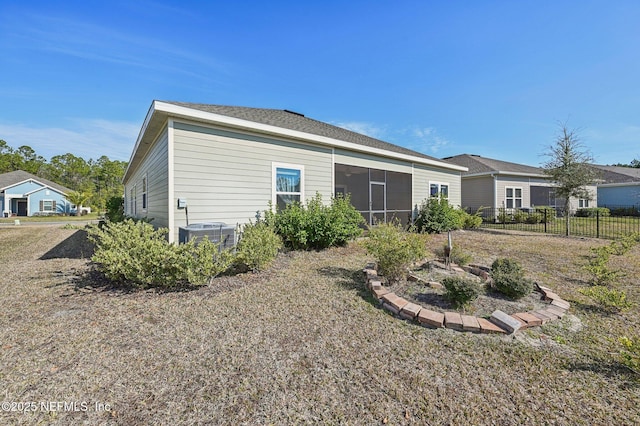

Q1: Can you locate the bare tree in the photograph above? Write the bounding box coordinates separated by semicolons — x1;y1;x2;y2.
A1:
541;123;598;236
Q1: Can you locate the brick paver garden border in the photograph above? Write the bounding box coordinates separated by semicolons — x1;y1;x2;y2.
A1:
363;262;570;335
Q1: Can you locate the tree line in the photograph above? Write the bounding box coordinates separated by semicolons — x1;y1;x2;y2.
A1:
0;139;127;212
611;159;640;168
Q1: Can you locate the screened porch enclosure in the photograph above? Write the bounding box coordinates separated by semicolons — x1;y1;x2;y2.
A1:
334;163;412;225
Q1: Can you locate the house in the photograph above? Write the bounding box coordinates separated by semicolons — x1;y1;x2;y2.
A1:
0;170;72;217
123;101;468;242
442;154;597;213
590;165;640;209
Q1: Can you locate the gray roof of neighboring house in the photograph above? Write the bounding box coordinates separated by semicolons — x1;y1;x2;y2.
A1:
0;170;70;194
164;101;450;164
442;154;545;177
589;165;640;184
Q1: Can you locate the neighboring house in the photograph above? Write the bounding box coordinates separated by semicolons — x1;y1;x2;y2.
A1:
0;170;72;217
590;165;640;208
442;154;597;212
123;101;467;242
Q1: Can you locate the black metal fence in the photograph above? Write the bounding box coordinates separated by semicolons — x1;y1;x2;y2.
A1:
467;205;640;239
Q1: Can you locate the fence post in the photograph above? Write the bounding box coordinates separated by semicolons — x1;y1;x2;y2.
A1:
596;209;600;239
544;209;547;234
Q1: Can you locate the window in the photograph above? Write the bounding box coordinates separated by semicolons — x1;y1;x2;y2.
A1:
579;199;589;208
273;164;303;211
506;187;522;209
142;175;148;210
429;182;449;199
41;200;55;212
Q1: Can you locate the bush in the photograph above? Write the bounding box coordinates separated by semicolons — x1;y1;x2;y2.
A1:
619;336;640;373
525;212;543;224
266;193;364;250
414;198;464;234
579;286;633;313
490;258;534;299
87;219;233;289
575;207;610;218
461;210;482;229
435;242;471;266
497;208;512;223
105;196;125;222
442;277;480;308
609;232;640;256
363;222;427;283
610;206;640;217
513;209;528;223
584;246;625;286
236;222;282;272
534;206;556;223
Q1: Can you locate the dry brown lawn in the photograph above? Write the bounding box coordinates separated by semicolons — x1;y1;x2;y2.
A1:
0;225;638;425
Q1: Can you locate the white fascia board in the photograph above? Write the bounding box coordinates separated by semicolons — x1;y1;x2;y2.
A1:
0;179;66;195
0;178;35;192
24;185;66;196
123;101;159;183
598;181;640;188
464;171;546;179
153;101;468;173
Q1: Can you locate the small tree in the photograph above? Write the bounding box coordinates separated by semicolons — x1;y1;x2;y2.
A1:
541;123;598;236
65;190;92;215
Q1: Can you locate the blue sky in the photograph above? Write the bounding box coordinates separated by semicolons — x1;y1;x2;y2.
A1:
1;0;639;165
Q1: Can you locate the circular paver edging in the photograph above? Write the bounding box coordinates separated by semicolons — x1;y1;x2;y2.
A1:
363;262;570;335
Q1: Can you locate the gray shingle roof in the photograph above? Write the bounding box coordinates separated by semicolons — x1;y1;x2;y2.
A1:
164;101;449;164
589;165;640;184
442;154;544;176
0;170;70;193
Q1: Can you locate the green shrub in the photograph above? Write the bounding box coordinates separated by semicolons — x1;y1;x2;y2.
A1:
442;277;480;308
513;210;528;223
534;206;556;223
435;242;471;266
620;336;640;373
364;222;427;283
579;286;633;312
87;219;233;289
609;232;640;256
461;210;482;229
584;246;625;286
490;258;534;299
497;207;512;223
414;198;464;234
267;193;364;250
575;207;610;218
236;222;282;272
105;196;125;222
524;212;543;224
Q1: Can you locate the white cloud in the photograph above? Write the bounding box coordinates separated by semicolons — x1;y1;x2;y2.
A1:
405;126;451;154
3;12;231;83
332;121;386;139
0;119;139;162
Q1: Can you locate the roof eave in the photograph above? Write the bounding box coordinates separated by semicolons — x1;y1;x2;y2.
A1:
598;181;640;187
125;101;468;178
463;171;547;179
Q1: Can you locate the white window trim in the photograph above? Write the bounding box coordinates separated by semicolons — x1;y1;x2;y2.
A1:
272;162;305;209
505;186;523;209
429;181;450;199
42;199;54;212
141;173;148;212
130;185;137;216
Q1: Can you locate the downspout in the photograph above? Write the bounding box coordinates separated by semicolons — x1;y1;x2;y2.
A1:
492;173;497;209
